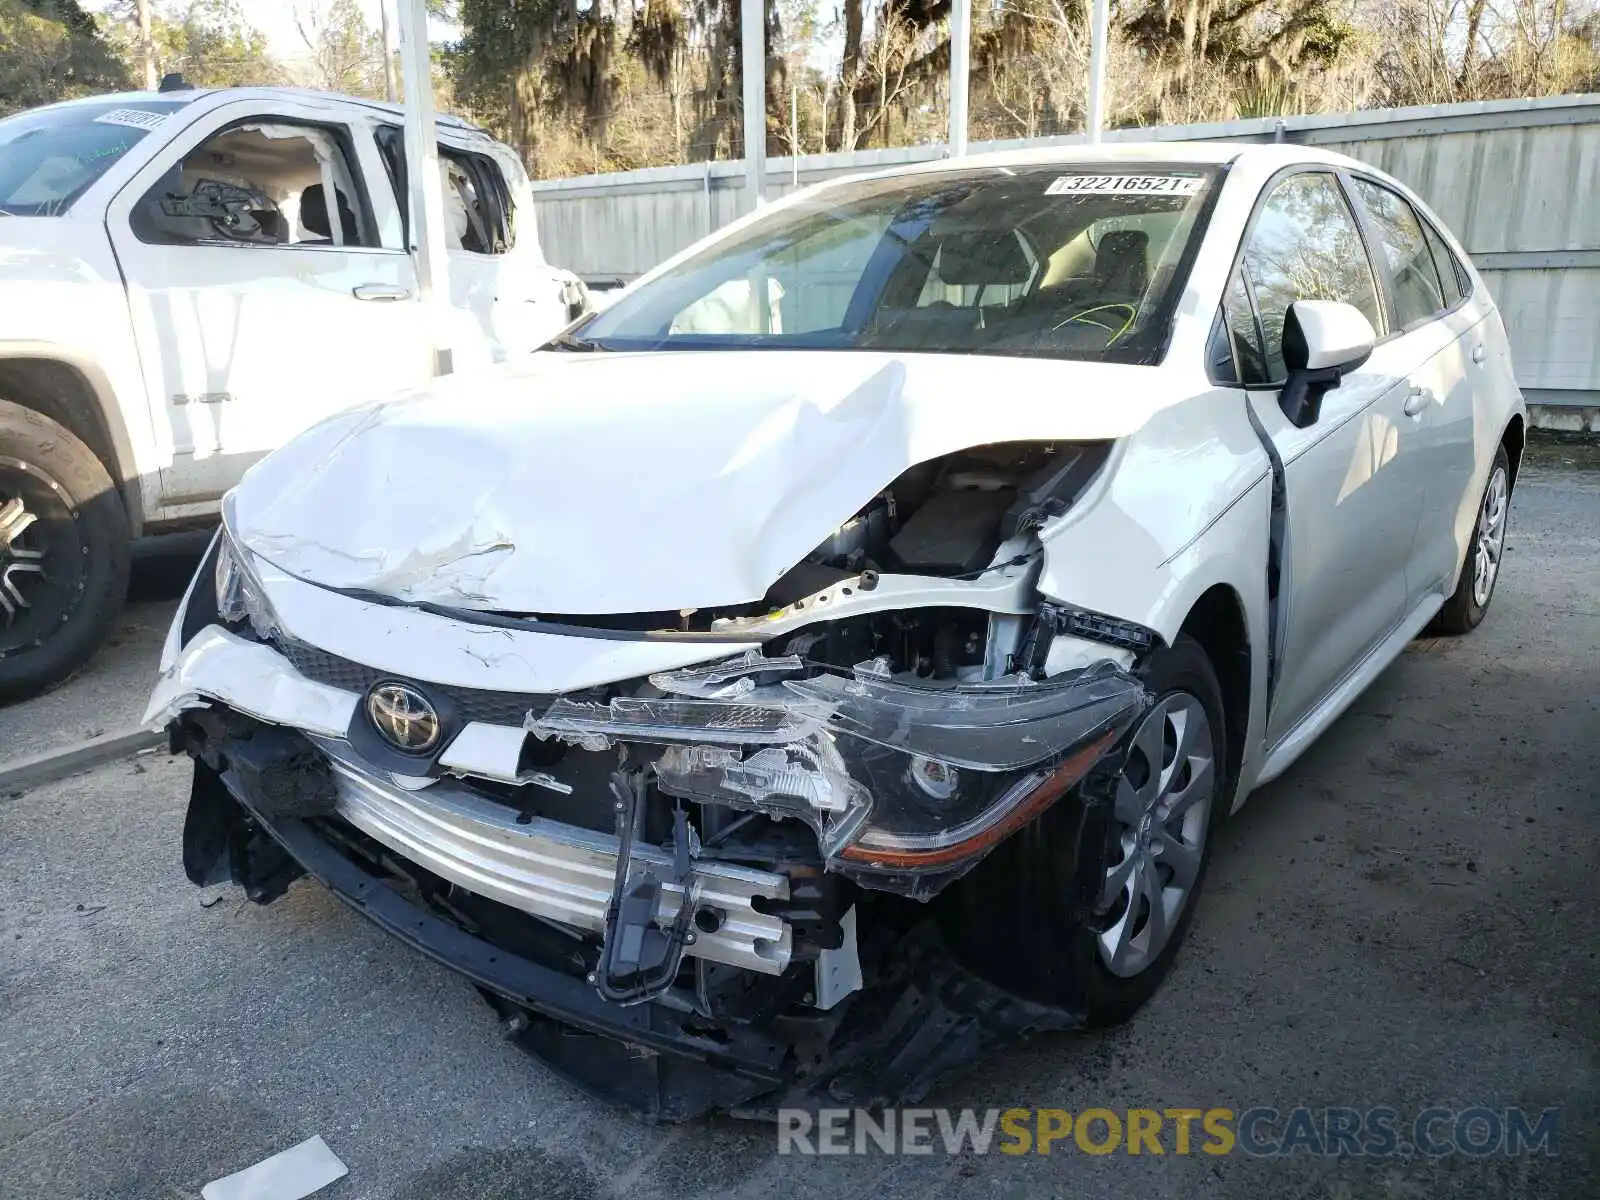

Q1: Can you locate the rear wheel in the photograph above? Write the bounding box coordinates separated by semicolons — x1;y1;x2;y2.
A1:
0;400;130;704
1433;444;1511;636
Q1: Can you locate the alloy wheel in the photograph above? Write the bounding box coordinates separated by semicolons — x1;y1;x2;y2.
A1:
0;496;45;629
1097;692;1216;978
0;456;84;658
1472;464;1509;609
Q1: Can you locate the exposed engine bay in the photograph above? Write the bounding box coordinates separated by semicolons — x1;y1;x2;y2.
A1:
532;440;1112;634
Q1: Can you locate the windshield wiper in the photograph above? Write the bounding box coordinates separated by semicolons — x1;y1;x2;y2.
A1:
548;330;607;352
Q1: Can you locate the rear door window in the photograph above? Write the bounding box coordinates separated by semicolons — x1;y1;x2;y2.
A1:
375;126;515;254
1420;219;1467;306
1351;178;1447;329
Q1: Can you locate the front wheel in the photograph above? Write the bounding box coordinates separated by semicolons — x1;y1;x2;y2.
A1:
0;400;131;704
1083;636;1227;1026
1433;444;1511;636
935;636;1228;1027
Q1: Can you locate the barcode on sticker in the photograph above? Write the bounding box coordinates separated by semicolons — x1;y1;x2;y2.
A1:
94;108;168;131
1046;174;1203;196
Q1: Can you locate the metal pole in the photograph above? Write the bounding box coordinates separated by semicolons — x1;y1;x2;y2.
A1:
397;0;452;375
1086;0;1109;143
741;0;766;210
947;0;970;157
135;0;157;90
380;0;399;103
703;160;714;238
790;83;799;186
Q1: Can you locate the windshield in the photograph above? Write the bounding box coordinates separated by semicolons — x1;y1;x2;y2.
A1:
0;100;187;216
571;163;1222;363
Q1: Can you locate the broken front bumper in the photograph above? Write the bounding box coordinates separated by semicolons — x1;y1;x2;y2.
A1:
153;540;1151;1117
152;619;1146;900
319;736;792;975
177;714;1105;1120
178;720;796;1113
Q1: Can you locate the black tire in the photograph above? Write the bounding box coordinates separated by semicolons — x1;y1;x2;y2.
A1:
935;635;1229;1027
1433;444;1511;636
1083;636;1228;1027
0;400;131;704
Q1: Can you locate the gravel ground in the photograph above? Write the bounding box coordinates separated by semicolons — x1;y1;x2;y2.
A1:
0;450;1594;1200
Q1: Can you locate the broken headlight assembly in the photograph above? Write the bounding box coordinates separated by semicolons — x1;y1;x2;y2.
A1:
529;651;1148;899
214;503;281;641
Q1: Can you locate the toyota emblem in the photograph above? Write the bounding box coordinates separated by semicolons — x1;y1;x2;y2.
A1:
366;682;441;753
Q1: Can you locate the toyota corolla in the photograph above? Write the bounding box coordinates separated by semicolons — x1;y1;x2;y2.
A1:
148;143;1524;1120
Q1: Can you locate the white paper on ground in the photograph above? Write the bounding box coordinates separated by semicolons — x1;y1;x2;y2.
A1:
201;1135;348;1200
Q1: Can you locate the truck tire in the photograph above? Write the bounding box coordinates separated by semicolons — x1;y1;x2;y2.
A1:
0;400;131;704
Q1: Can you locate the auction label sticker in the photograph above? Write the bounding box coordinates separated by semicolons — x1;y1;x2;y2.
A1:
93;108;169;131
1046;174;1204;196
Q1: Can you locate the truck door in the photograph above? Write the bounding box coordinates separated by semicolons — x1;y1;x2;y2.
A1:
105;98;428;514
374;126;578;369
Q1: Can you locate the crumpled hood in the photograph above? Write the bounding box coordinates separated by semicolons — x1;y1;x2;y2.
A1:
232;350;1167;613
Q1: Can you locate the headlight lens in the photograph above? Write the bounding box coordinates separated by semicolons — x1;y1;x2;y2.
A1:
636;655;1149;898
214;533;280;640
214;535;244;621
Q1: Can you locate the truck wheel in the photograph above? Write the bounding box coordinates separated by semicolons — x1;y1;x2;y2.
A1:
0;400;131;704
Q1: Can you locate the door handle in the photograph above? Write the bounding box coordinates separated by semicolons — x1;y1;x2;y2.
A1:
1403;386;1434;417
1472;344;1486;365
352;283;413;302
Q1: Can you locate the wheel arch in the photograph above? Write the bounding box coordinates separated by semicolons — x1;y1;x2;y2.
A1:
0;353;143;537
1176;583;1251;812
1501;412;1525;493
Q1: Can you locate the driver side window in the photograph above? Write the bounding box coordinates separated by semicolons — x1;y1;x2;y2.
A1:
131;120;371;249
1228;172;1383;385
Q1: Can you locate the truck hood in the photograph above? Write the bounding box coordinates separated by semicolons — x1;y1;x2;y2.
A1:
0;218;102;286
231;350;1169;614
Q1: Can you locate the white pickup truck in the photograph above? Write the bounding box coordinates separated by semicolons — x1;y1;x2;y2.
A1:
0;87;588;701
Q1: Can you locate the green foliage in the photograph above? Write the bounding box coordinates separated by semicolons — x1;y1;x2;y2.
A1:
0;0;131;116
100;0;283;89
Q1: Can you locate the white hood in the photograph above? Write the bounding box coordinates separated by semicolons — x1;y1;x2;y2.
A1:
232;349;1166;614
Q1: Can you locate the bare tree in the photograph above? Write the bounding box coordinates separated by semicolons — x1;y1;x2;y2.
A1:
295;0;385;96
1372;0;1599;104
849;7;928;147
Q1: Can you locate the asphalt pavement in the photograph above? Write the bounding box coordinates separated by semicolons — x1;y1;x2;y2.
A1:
0;447;1595;1199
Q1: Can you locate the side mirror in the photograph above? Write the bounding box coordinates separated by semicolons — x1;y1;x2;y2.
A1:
1277;300;1377;428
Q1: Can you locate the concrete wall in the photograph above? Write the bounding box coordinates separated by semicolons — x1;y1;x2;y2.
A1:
529;95;1600;414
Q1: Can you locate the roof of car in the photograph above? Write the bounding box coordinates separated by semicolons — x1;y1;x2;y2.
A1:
827;139;1363;186
33;87;484;132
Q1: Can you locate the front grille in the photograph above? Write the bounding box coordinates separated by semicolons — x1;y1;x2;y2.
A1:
274;636;549;727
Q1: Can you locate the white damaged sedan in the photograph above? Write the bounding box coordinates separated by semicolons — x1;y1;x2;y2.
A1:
149;143;1524;1119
